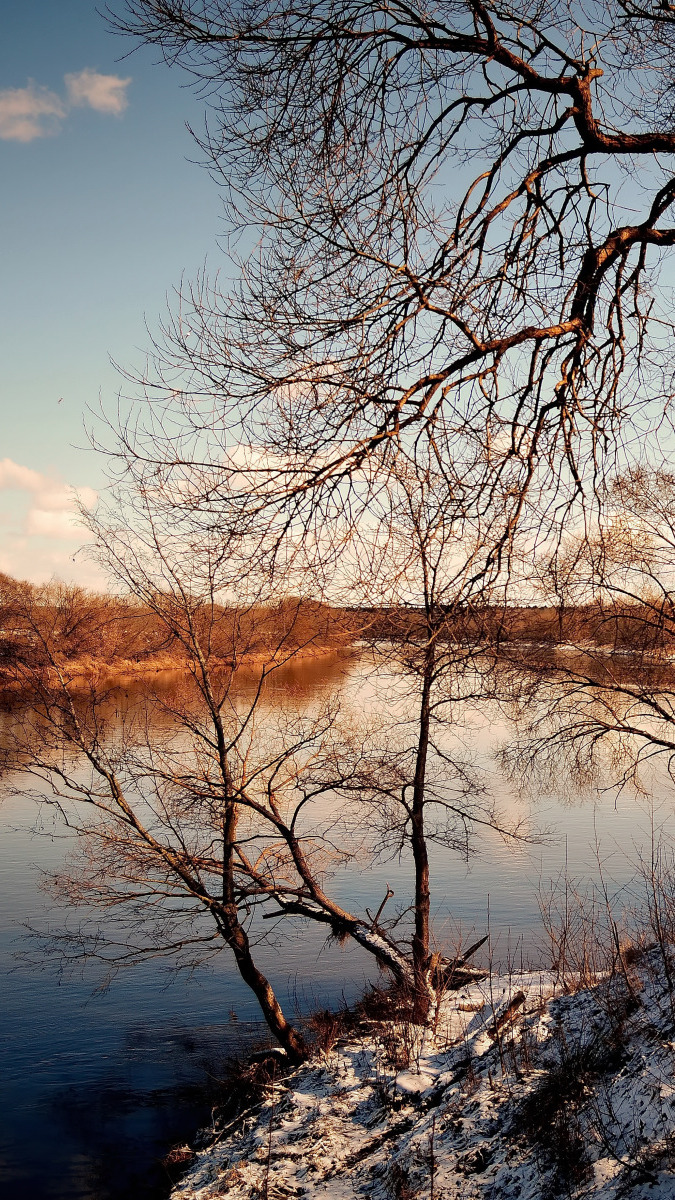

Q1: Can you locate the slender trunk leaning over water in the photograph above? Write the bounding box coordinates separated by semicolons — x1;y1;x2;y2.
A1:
220;797;308;1061
217;902;308;1062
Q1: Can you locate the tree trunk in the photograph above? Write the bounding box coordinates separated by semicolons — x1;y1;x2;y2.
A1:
411;637;434;1023
221;797;308;1062
221;905;308;1062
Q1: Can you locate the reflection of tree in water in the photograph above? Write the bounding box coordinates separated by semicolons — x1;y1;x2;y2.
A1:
74;648;356;724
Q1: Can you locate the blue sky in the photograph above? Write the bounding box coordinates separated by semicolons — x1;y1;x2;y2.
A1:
0;0;223;584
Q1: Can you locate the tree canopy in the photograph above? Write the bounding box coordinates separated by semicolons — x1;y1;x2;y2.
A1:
106;1;675;598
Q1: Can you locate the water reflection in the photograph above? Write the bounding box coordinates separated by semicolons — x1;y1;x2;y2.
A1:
0;651;370;1200
2;649;675;1199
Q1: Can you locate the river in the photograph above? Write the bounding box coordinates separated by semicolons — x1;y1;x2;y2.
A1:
1;650;673;1199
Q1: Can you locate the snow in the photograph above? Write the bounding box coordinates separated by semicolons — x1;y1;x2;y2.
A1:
170;953;675;1199
394;1070;435;1094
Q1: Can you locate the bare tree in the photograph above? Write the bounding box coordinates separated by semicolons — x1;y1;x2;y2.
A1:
2;429;538;1047
4;581;334;1061
20;0;675;1044
531;536;590;644
287;444;536;1020
504;466;675;794
104;0;675;595
101;0;675;791
5;513;478;1053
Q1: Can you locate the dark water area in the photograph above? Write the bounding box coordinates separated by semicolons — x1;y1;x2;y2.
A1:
0;785;377;1200
2;652;675;1198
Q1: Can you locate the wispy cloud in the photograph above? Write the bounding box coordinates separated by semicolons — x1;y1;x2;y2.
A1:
0;458;100;585
0;456;97;537
0;70;131;142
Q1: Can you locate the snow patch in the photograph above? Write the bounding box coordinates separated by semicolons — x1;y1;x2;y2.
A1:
171;957;675;1199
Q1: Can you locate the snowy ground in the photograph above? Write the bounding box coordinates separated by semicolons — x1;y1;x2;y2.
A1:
171;953;675;1199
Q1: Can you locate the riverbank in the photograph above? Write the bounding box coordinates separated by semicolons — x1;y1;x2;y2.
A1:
0;644;350;694
170;951;675;1199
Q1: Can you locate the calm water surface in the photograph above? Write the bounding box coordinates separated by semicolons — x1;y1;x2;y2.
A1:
1;653;674;1199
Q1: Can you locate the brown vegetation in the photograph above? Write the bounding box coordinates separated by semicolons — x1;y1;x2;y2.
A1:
0;572;353;689
356;600;675;657
1;565;666;695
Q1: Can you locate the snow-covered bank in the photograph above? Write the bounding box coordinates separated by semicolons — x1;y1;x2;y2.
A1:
171;955;675;1199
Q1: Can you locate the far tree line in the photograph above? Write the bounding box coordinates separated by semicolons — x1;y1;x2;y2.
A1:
1;565;674;687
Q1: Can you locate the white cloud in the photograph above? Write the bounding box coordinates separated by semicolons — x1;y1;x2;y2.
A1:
0;460;45;491
0;70;131;142
0;540;106;589
0;457;97;526
65;69;131;116
0;83;66;143
0;458;100;584
26;507;91;540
